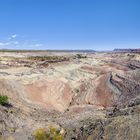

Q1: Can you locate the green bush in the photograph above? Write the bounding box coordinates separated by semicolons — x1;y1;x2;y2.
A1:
0;95;8;105
75;54;87;59
32;126;64;140
28;56;67;61
32;128;47;140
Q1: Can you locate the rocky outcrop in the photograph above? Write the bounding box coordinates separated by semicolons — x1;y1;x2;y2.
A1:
127;60;140;69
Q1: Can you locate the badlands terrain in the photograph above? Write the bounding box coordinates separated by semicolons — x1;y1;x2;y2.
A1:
0;50;140;140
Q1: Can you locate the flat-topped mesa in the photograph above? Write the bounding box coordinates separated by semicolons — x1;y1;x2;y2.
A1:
113;48;140;53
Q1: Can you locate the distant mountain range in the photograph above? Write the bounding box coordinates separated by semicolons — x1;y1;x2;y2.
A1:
0;49;96;53
1;48;140;53
113;49;140;53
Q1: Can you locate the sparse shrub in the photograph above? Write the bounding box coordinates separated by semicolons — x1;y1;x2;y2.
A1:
32;128;47;140
0;95;8;106
32;126;64;140
75;89;79;93
49;125;64;140
75;54;87;59
28;56;68;61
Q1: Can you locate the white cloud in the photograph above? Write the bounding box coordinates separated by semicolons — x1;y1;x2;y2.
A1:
0;41;19;46
0;35;44;49
13;41;19;45
11;34;17;38
34;43;43;47
8;34;18;40
0;42;10;46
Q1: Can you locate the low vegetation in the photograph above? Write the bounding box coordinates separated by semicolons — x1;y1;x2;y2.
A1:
32;126;64;140
0;95;8;106
75;54;87;59
28;56;68;61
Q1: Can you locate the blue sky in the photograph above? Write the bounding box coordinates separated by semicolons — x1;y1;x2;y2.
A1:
0;0;140;50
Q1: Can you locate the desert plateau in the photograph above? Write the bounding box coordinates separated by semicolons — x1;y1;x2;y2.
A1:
0;50;140;140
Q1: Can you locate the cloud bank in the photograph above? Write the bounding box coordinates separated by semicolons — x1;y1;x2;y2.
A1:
0;34;43;49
